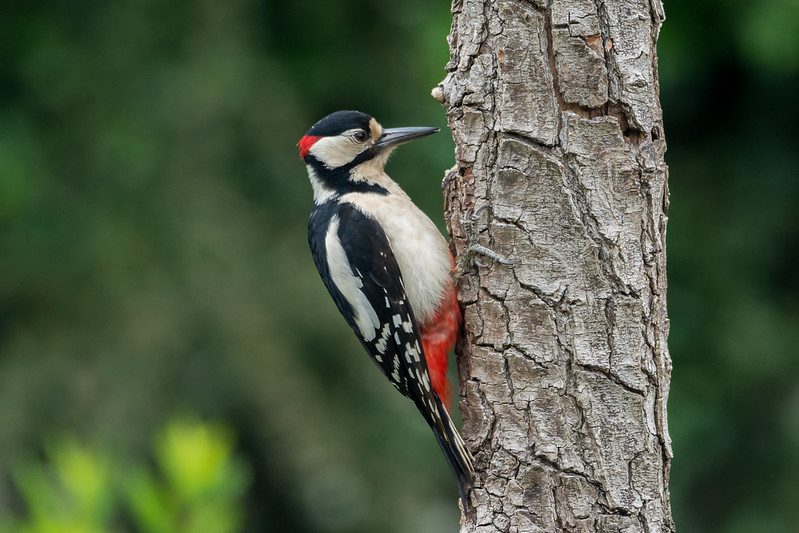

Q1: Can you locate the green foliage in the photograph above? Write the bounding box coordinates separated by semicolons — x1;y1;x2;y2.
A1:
9;440;113;533
3;421;248;533
124;421;248;533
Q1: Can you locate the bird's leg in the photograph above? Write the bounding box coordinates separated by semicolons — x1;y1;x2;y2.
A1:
455;205;513;279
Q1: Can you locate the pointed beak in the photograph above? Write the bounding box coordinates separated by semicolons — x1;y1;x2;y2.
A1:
374;126;439;151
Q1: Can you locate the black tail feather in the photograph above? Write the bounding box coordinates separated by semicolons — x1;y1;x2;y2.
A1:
427;397;474;508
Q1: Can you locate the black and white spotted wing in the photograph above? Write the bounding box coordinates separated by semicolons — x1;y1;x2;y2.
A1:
308;200;474;501
310;201;432;399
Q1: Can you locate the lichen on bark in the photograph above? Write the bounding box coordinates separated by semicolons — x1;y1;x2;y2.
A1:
435;0;674;531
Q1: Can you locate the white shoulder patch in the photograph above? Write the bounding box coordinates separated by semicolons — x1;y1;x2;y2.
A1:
325;215;380;341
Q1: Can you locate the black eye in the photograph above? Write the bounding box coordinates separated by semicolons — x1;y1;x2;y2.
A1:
353;130;368;143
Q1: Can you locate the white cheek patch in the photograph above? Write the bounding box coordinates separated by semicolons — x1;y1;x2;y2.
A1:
310;134;367;169
325;215;380;341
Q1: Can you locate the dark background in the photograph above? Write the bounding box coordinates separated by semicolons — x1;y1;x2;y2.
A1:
1;0;797;531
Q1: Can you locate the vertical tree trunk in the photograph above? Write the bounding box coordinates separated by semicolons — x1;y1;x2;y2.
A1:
434;0;674;531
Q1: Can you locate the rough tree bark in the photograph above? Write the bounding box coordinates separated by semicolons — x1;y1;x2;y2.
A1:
433;0;673;531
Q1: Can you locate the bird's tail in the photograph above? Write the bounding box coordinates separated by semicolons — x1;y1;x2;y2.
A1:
426;396;474;507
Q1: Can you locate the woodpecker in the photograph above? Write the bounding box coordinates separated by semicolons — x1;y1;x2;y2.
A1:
299;110;474;503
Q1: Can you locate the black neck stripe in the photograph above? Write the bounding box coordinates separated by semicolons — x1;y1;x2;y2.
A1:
307;151;388;196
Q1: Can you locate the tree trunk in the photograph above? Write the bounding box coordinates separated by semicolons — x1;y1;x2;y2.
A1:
434;0;674;531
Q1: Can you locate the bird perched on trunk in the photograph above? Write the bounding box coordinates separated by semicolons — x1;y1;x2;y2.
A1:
299;110;473;504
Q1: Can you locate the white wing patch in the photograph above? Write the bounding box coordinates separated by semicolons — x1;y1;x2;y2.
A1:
374;323;391;355
325;215;380;341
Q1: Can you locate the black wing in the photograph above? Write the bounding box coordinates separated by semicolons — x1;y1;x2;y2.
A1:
308;201;473;502
336;204;431;398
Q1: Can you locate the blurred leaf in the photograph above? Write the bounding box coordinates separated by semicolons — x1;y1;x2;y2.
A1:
11;439;112;533
155;420;244;504
125;419;248;533
122;468;173;533
50;441;114;524
9;421;248;533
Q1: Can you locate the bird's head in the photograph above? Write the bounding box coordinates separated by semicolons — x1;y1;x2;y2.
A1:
298;111;438;200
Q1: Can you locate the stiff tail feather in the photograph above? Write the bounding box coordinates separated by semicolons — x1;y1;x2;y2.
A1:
427;396;474;507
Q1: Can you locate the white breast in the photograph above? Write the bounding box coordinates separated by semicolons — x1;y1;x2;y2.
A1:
341;186;452;325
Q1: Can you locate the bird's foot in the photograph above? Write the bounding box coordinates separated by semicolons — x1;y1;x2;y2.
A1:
454;206;514;280
456;243;514;276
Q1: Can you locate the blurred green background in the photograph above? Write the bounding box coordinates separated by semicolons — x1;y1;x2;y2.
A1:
0;0;797;531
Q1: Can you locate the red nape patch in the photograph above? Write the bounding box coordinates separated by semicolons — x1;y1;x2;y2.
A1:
298;135;322;159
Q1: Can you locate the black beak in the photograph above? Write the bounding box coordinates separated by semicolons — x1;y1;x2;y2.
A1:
375;126;439;150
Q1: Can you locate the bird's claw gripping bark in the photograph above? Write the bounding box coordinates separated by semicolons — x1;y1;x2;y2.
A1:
454;206;514;279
